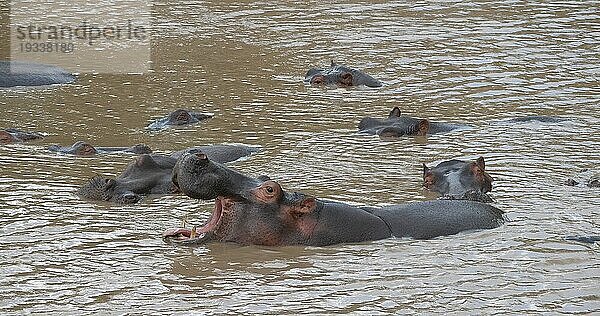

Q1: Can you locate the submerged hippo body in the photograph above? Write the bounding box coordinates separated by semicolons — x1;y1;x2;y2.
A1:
48;141;152;156
77;144;258;204
164;153;505;246
0;128;44;144
359;107;467;137
423;157;494;203
0;61;75;88
305;61;382;88
147;109;213;130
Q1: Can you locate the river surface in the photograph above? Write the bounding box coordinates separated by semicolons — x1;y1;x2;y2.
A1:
1;1;599;314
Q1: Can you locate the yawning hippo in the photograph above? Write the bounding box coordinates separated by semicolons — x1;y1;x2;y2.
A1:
164;152;505;246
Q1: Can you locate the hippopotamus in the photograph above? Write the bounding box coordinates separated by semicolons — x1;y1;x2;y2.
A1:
48;141;152;156
77;144;259;204
0;60;75;88
305;61;382;88
0;128;44;144
147;109;213;130
358;107;468;137
163;152;505;246
423;157;494;203
565;169;599;188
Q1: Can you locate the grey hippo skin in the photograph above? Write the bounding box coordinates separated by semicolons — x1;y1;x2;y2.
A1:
147;109;213;130
0;61;75;88
163;152;505;246
423;157;494;203
564;236;600;244
305;61;382;88
77;144;259;204
0;128;44;144
48;141;152;156
359;107;468;137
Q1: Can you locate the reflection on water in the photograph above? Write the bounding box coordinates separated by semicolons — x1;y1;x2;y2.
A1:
1;1;599;314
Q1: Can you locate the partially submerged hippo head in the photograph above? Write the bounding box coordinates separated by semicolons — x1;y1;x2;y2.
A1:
0;128;44;144
377;107;430;137
48;141;152;156
305;61;382;88
77;154;178;204
49;141;98;156
358;107;431;137
423;157;493;202
147;109;213;130
77;176;142;204
0;130;18;144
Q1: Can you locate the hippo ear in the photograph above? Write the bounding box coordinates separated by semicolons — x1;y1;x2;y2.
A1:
389;107;401;118
422;163;430;176
292;197;317;215
476;156;486;171
417;119;430;136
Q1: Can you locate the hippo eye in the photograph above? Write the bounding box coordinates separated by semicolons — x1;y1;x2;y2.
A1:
266;186;274;194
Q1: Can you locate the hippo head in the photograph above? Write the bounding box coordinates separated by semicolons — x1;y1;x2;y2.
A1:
164;180;319;246
378;107;430;137
128;144;153;154
77;154;178;204
49;141;98;156
171;150;261;200
76;176;141;204
165;151;325;246
0;130;18;144
305;61;382;88
167;109;198;126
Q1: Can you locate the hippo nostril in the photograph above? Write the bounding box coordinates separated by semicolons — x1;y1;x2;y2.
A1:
121;193;140;204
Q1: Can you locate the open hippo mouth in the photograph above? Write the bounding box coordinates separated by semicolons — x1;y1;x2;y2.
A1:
163;197;226;245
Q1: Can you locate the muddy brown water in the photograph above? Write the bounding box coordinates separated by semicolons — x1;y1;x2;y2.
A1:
1;1;599;314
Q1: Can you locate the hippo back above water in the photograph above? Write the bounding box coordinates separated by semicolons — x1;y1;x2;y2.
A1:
305;61;382;88
0;61;75;88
